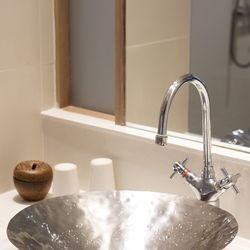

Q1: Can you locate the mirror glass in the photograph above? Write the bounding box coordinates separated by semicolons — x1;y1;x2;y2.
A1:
126;0;250;149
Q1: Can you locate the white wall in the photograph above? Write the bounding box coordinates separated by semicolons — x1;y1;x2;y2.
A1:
0;0;55;192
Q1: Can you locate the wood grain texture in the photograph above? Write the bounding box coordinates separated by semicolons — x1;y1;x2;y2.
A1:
63;106;115;121
54;0;70;107
115;0;126;125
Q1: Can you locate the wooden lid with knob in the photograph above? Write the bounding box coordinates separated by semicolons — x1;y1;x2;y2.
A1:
14;160;53;183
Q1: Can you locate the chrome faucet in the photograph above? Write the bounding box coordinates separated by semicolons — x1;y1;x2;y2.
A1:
155;74;240;206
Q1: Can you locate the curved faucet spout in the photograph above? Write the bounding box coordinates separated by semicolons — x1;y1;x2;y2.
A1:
155;74;213;179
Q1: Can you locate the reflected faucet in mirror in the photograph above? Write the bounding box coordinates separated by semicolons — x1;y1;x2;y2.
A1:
155;74;241;206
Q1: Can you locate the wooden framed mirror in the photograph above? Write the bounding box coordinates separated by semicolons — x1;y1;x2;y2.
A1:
54;0;125;125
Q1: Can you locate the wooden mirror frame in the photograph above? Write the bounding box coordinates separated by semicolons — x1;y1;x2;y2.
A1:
54;0;125;125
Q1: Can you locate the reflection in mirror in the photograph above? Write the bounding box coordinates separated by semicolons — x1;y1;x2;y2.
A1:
190;0;250;147
69;0;115;114
126;0;190;132
126;0;250;148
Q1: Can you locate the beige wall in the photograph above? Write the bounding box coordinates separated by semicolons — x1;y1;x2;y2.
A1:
126;0;190;130
0;0;55;192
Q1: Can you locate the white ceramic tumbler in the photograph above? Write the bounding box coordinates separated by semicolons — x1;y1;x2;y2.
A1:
89;158;115;191
53;163;79;197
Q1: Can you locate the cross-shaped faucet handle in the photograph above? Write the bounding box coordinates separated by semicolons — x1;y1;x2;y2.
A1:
220;168;240;194
170;158;188;179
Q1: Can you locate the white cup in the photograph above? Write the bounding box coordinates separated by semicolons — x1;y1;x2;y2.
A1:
89;158;115;191
53;163;79;197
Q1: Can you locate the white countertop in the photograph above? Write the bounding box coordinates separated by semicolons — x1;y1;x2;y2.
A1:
1;190;250;250
0;190;53;250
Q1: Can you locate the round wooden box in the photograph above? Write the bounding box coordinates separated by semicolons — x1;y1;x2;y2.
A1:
13;160;53;201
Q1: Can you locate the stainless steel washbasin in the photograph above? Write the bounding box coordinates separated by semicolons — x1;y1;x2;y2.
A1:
7;191;238;250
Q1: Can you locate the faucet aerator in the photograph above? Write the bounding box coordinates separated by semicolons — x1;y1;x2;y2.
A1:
155;135;168;146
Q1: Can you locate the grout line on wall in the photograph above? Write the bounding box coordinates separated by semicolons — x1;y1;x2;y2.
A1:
0;63;54;72
126;36;188;49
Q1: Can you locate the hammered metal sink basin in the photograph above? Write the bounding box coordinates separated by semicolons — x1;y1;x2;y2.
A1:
7;191;238;250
